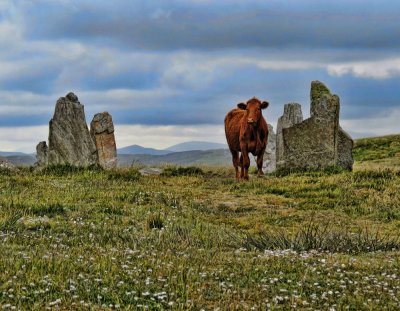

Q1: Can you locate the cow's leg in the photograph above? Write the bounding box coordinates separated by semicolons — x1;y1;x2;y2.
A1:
231;150;240;180
241;148;251;180
256;150;266;177
239;154;244;179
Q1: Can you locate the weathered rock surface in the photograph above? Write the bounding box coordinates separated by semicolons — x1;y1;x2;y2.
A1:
139;167;163;176
90;112;117;169
0;157;18;172
263;124;276;173
337;127;354;170
276;103;303;167
277;81;353;170
48;92;98;166
35;141;48;167
17;216;50;229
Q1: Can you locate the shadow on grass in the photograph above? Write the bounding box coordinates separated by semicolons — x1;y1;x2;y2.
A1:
161;166;204;177
241;222;400;254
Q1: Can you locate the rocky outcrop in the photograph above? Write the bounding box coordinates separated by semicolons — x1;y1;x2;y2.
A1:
48;92;98;167
35;141;48;167
277;81;353;171
90;112;117;169
263;124;276;173
139;167;163;176
0;157;18;172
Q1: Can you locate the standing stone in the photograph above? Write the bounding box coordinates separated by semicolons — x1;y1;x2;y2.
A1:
337;127;354;170
263;124;276;173
276;103;303;169
35;141;48;167
48;92;98;166
277;81;354;171
90;112;117;169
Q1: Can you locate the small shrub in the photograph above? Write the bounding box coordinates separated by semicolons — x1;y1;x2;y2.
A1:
0;213;22;231
31;203;66;217
147;213;164;230
161;166;204;177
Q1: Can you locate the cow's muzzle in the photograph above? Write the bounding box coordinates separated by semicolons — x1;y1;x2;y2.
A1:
247;118;256;125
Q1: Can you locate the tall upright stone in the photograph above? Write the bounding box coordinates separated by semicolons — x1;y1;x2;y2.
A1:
277;81;353;171
90;112;117;169
48;92;98;166
35;141;48;167
263;124;277;173
276;103;303;169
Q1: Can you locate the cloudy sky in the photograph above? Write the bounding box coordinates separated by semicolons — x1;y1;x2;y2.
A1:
0;0;399;152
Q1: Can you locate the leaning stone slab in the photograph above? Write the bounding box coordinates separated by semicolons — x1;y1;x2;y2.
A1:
90;112;117;169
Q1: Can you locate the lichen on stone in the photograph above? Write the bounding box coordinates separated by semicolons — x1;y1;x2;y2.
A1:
311;80;331;101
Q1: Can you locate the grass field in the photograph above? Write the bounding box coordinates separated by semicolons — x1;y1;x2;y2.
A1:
0;135;400;310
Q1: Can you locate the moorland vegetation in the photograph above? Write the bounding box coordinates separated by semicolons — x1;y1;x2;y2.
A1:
0;135;400;309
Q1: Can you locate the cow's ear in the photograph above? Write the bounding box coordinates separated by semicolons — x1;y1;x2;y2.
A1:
261;101;269;109
237;103;247;110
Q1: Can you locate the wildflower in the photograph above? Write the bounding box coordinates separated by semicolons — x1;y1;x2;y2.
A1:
49;299;62;307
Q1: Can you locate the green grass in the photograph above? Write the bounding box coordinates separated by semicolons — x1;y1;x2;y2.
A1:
354;134;400;161
354;134;400;171
161;166;204;177
0;135;399;309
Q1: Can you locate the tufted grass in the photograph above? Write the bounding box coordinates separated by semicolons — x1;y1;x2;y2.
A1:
1;133;400;309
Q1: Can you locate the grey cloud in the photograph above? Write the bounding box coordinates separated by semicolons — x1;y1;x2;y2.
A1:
0;0;399;138
19;1;400;51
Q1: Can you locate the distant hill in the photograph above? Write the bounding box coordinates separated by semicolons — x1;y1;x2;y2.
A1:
118;144;172;155
5;155;36;166
4;134;399;169
353;134;400;162
3;149;230;168
353;134;400;170
118;149;231;167
166;141;228;152
0;151;27;157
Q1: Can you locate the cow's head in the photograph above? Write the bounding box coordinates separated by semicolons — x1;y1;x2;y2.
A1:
237;97;269;125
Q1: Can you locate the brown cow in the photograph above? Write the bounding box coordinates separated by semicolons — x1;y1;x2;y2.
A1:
224;97;269;180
